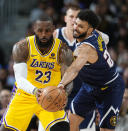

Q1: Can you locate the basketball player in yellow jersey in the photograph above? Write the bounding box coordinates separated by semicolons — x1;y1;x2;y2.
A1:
0;15;73;131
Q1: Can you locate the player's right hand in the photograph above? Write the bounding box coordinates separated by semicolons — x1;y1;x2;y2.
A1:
34;88;44;103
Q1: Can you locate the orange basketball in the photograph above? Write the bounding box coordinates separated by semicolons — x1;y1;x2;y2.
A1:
38;86;67;112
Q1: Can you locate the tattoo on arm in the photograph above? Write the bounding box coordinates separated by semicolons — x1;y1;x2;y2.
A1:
65;82;73;95
59;42;74;95
59;42;73;66
12;39;29;63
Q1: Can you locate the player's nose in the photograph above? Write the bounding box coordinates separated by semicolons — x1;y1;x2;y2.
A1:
41;31;47;37
74;24;78;30
72;17;76;23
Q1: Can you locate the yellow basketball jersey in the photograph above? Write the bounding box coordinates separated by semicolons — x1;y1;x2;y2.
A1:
26;35;62;89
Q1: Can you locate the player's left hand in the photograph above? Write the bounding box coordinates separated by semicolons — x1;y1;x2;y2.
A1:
35;88;44;103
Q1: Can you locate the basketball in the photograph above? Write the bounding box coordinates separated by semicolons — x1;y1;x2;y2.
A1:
38;86;67;112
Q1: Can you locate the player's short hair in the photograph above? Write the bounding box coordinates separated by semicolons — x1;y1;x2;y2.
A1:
65;3;80;15
67;3;80;10
35;14;53;24
77;9;99;29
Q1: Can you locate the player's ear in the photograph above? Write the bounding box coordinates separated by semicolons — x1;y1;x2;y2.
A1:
88;27;93;34
64;15;67;23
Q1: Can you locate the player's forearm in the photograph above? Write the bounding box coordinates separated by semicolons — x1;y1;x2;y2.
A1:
60;67;79;87
13;63;36;94
16;77;36;94
65;82;73;95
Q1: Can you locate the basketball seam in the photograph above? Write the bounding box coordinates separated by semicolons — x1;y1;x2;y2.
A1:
45;89;61;110
41;88;59;109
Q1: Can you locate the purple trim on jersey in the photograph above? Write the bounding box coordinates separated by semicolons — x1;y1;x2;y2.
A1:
45;112;67;131
11;85;17;96
34;36;55;57
4;117;19;131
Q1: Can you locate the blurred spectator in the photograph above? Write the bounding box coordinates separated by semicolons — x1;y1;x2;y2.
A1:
76;0;92;9
0;47;5;67
115;88;128;131
6;56;15;87
123;68;128;88
29;0;47;22
112;0;123;8
117;40;127;54
117;51;128;75
120;4;128;16
0;82;3;92
26;22;35;37
52;0;64;13
0;89;11;119
94;1;118;47
117;26;128;44
64;0;77;5
0;68;13;91
108;47;118;63
45;6;58;25
0;68;8;88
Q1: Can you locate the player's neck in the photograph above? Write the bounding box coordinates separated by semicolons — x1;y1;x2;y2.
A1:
38;44;53;55
36;35;54;55
64;27;74;42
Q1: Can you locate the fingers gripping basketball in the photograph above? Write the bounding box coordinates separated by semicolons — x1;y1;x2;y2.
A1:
38;86;67;112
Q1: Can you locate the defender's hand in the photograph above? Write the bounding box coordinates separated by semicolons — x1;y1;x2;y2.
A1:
57;83;68;97
57;83;64;89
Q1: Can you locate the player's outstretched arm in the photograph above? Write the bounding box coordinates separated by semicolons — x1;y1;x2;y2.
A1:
58;44;98;88
12;39;37;94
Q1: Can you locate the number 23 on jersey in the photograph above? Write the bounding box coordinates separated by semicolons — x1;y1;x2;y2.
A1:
35;70;51;84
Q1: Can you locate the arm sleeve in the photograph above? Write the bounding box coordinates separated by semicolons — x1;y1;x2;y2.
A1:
13;63;36;94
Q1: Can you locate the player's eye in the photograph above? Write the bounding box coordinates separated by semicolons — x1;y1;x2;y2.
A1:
45;29;51;33
38;29;42;32
79;25;83;28
70;15;74;18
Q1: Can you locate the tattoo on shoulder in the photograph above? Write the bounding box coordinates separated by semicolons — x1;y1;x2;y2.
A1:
59;42;73;66
12;39;29;63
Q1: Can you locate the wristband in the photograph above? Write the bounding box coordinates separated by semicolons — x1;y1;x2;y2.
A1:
33;87;38;95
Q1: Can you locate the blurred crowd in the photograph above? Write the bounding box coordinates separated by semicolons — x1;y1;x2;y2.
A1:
0;0;128;131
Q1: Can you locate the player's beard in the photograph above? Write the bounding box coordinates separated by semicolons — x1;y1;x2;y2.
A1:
73;30;87;39
35;35;53;48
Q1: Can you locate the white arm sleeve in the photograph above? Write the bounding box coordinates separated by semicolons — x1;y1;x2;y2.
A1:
13;63;36;94
97;30;109;45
